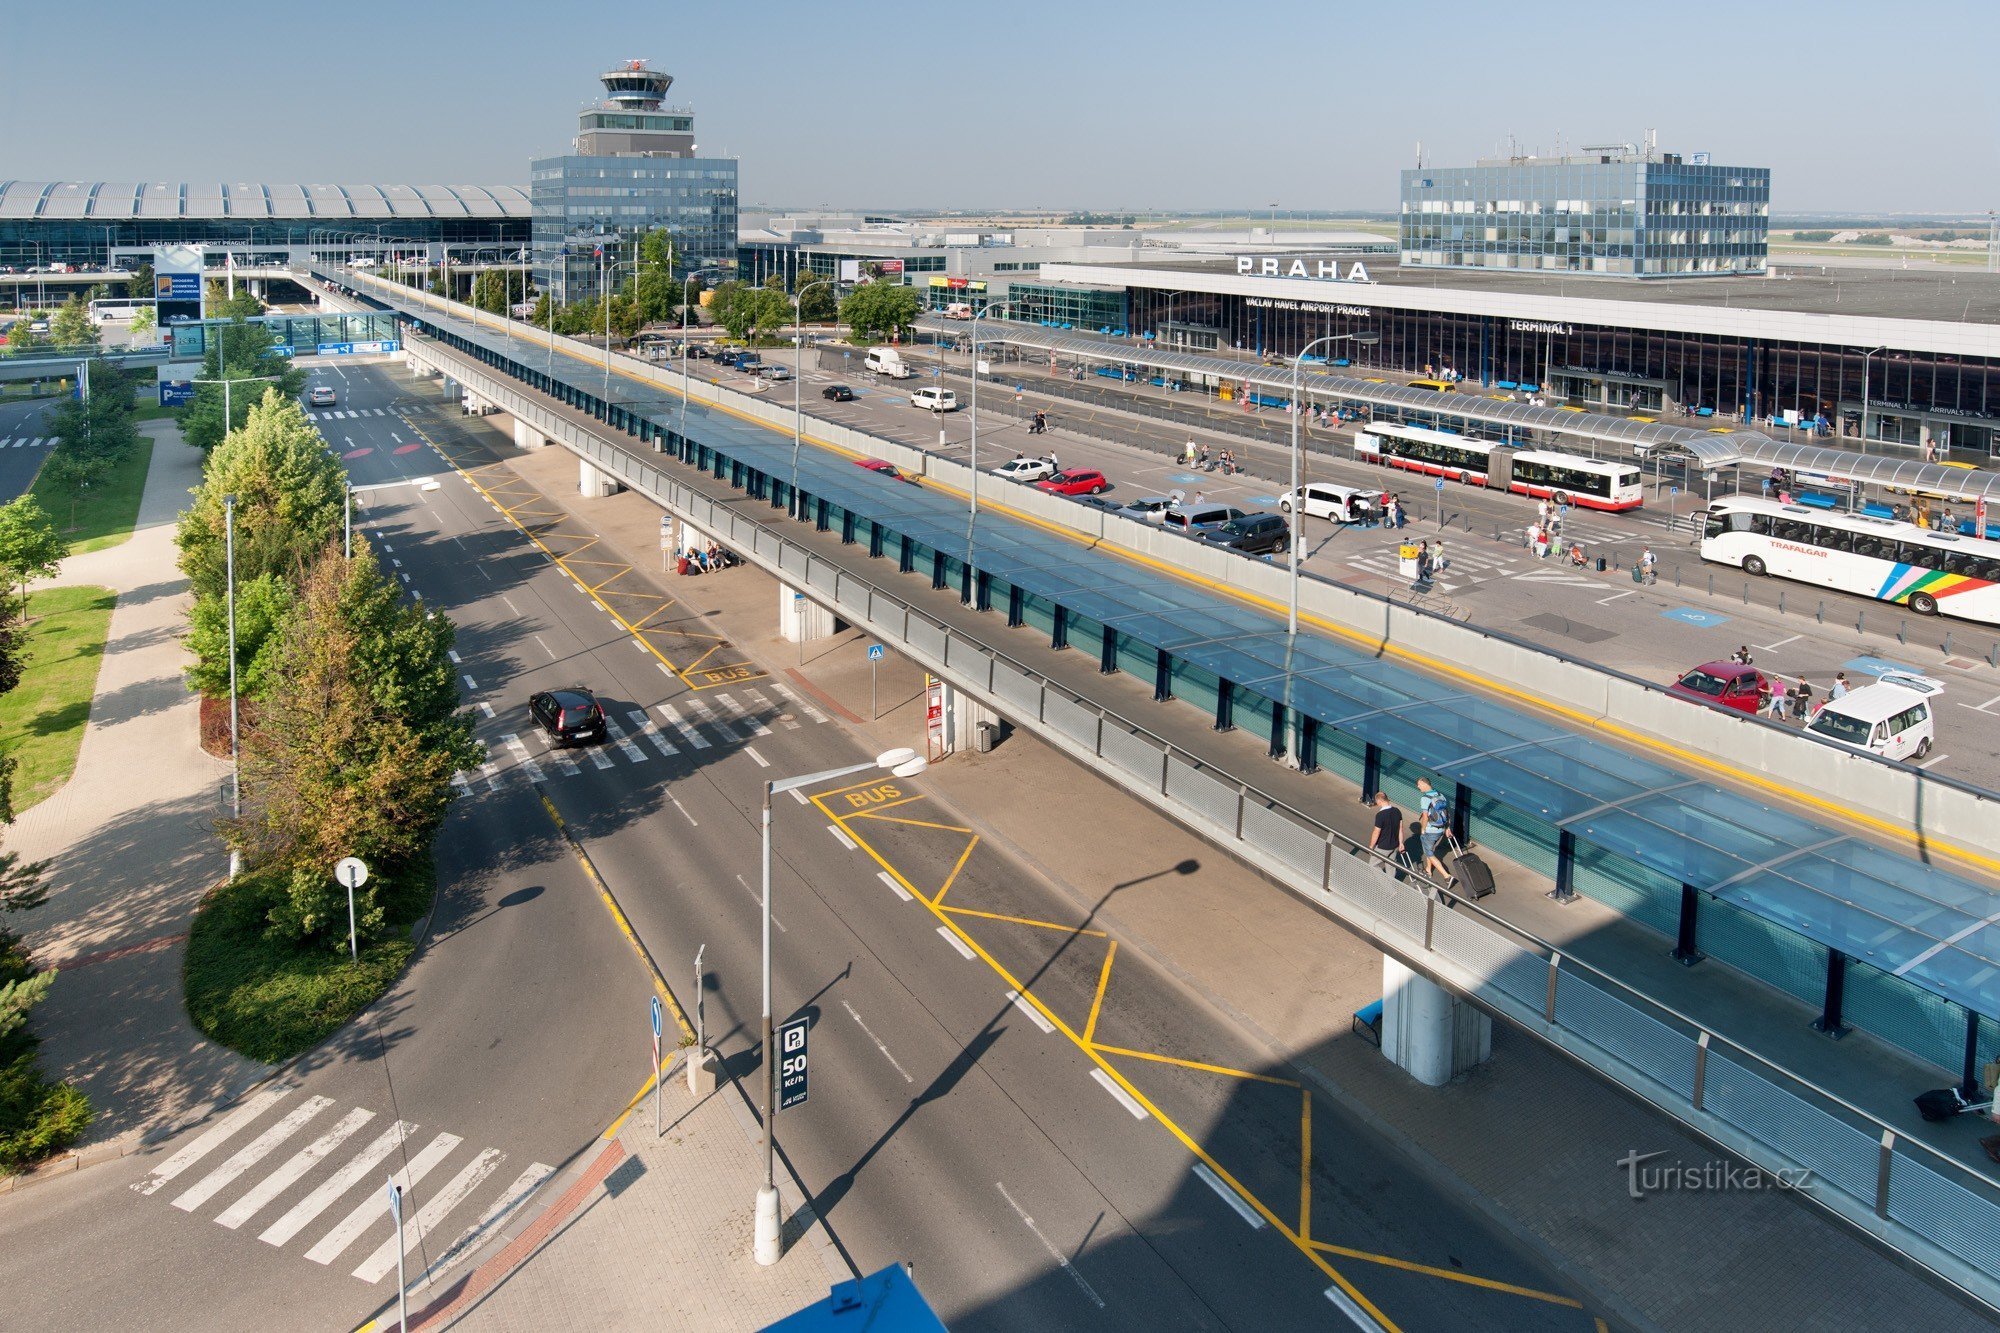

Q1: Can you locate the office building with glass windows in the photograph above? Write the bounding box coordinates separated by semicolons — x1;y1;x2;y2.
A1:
1400;144;1769;278
530;60;738;304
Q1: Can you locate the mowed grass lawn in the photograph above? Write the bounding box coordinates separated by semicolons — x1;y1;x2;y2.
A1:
0;585;117;810
30;435;153;556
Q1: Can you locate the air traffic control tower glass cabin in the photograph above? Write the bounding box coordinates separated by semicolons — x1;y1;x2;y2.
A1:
1400;140;1769;278
531;59;739;305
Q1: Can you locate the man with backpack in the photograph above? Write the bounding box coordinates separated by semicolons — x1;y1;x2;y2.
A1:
1416;778;1453;887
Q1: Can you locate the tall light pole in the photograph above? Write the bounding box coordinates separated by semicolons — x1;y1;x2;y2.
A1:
1859;345;1885;445
754;747;929;1266
1158;289;1190;353
966;299;1018;601
1287;331;1380;635
193;374;282;439
224;493;242;878
680;271;703;439
791;277;837;517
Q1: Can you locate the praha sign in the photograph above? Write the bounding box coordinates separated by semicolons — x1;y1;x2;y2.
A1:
1236;256;1373;282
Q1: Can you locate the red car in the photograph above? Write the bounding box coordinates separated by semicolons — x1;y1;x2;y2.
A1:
1035;468;1109;496
1668;661;1771;714
853;457;917;484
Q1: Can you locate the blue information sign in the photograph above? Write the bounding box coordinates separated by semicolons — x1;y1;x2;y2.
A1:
868;644;885;661
317;342;355;356
158;273;202;301
159;381;195;407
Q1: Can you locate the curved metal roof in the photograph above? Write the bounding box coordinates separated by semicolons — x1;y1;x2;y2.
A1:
0;180;530;220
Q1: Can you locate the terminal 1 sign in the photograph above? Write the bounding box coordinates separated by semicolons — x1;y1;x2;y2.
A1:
1236;256;1373;283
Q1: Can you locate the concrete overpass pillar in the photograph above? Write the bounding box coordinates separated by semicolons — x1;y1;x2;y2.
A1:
578;458;620;498
940;680;1000;756
1381;955;1490;1087
778;586;836;644
510;416;545;450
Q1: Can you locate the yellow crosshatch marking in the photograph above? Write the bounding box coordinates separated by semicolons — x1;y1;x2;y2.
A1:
802;783;1602;1329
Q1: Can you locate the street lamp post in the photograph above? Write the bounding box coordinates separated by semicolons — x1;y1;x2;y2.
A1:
224;494;242;878
1286;332;1380;636
966;299;1018;602
192;374;283;439
754;747;929;1266
1859;345;1886;445
791;278;837;517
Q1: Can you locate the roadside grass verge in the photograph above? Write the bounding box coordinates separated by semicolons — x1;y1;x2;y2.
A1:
30;435;153;555
183;860;432;1064
0;585;117;810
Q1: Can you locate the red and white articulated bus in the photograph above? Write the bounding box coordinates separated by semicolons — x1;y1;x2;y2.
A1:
1355;422;1643;511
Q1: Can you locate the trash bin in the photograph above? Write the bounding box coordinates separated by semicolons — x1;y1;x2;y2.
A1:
1596;557;1607;573
975;722;997;754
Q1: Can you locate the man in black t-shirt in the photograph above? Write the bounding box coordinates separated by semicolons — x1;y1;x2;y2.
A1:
1369;792;1404;873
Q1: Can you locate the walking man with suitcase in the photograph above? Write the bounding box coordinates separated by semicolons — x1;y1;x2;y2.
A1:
1415;778;1453;887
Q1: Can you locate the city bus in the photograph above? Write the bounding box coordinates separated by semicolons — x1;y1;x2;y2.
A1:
1700;496;2000;623
1354;422;1644;510
1406;378;1456;393
88;297;149;324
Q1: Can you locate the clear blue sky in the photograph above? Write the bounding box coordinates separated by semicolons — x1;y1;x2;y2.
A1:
6;0;1996;214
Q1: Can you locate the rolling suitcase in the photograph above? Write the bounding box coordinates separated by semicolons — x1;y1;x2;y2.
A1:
1446;834;1495;900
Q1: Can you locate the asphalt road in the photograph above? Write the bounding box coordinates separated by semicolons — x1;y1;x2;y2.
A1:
0;358;647;1330
351;356;1613;1329
765;347;2000;791
0;394;60;501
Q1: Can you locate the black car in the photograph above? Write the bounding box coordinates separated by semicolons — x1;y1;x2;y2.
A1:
530;688;606;746
823;383;856;402
1197;512;1291;555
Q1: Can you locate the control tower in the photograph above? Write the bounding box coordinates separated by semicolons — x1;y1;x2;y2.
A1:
575;60;696;158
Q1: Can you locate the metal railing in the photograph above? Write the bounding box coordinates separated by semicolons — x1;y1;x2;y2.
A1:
402;324;2000;1312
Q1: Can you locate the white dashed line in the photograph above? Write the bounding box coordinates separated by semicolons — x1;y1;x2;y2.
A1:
877;870;912;902
478;702;494;718
461;674;478;691
826;823;856;851
1324;1284;1387;1330
936;927;976;961
1193;1162;1266;1229
743;744;770;768
1005;990;1055;1034
1090;1068;1149;1120
996;1183;1104;1311
841;1000;914;1083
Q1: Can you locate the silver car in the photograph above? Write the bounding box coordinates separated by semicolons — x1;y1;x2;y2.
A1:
1117;496;1176;523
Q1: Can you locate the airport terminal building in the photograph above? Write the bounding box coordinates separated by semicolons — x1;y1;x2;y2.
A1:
1012;257;2000;456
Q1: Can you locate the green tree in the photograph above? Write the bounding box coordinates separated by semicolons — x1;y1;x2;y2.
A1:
184;571;294;700
2;318;44;356
233;549;477;946
179;313;304;453
0;497;68;612
37;449;108;533
129;304;157;339
469;271;509;315
796;278;840;323
47;297;98;351
629;229;681;324
708;281;749;340
840;282;922;344
749;286;791;343
124;261;154;301
210;288;264;320
528;292;554;329
176;388;346;605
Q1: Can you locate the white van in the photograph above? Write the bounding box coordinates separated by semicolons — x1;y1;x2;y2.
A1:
910;386;958;412
1280;483;1377;524
865;348;911;379
942;302;974;319
1805;672;1941;762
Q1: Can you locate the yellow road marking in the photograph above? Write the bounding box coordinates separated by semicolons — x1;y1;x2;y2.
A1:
599;1069;664;1142
1091;1042;1300;1088
839;813;975;834
1308;1241;1584;1308
421;302;1999;880
844;792;929;820
1299;1087;1312;1241
940;905;1106;936
807;788;1402;1330
929;830;980;906
1083;940;1118;1047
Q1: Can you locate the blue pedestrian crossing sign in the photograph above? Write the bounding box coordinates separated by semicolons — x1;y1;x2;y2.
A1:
1434;479;1446;491
869;644;885;661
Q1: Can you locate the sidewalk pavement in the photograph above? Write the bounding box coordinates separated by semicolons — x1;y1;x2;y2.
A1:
474;417;1982;1331
5;419;264;1162
429;1073;845;1332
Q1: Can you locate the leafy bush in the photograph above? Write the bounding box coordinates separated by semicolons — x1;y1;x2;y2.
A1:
0;1051;92;1171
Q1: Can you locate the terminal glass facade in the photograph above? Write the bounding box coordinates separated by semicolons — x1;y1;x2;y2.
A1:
1400;158;1770;278
1006;281;1128;333
529;156;739;303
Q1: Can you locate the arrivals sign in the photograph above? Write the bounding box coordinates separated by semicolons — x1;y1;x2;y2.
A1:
1235;256;1373;282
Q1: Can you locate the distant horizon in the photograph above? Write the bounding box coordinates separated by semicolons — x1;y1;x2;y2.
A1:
5;0;1994;213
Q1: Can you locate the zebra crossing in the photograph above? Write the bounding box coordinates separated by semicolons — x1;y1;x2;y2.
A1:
131;1084;552;1287
311;408;396;421
0;436;57;449
456;683;832;794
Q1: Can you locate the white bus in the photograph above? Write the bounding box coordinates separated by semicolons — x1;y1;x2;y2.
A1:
88;297;150;324
1354;422;1644;511
1700;496;2000;623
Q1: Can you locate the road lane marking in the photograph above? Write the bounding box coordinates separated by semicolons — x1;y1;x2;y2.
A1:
172;1094;335;1212
215;1107;376;1230
841;1000;914;1083
533;634;556;660
734;874;783;931
790;788;808;805
1194;1162;1267;1229
1325;1284;1388;1330
1006;989;1055;1034
744;744;771;768
501;596;520;615
412;1161;555;1289
827;823;857;851
715;692;774;736
260;1120;417;1247
769;682;827;724
878;870;912;902
936;926;975;960
447;650;459;663
1753;633;1802;651
499;734;546;784
685;696;744;742
743;686;799;729
461;674;478;691
584;742;615;770
305;1131;462;1264
603;717;648;763
351;1147;504;1283
628;709;679;757
1090;1067;1149;1119
996;1182;1105;1311
655;703;709;749
1594;589;1635;604
133;1083;294;1196
478;702;494;718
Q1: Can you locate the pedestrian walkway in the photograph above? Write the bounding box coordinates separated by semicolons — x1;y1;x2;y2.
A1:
6;419;261;1151
411;1080;842;1332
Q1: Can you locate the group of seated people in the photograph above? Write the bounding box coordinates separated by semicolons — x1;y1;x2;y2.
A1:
678;543;738;575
